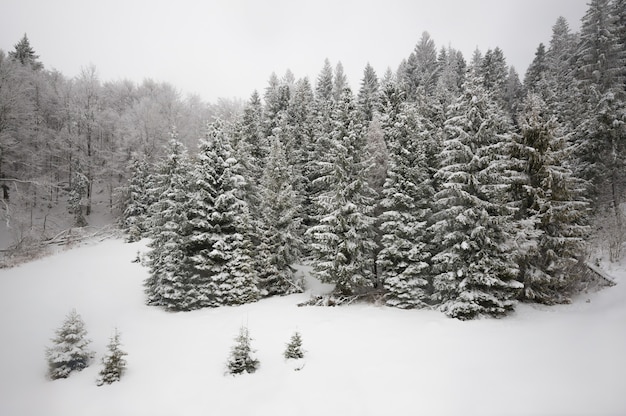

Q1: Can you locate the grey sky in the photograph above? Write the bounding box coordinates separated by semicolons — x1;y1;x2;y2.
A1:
0;0;589;102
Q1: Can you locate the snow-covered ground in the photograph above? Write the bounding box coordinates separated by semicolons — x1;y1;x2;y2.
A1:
0;238;625;416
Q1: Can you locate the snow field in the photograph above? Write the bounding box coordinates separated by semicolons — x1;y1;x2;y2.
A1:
0;238;625;416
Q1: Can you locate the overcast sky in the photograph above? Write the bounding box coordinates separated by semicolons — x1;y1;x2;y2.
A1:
1;0;589;103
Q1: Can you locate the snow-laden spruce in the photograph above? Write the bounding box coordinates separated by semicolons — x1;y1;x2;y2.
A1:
284;331;305;360
307;87;379;296
429;71;523;320
377;83;437;308
45;309;94;380
96;328;128;386
226;325;259;375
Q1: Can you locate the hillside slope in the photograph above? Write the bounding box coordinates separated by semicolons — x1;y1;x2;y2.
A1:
0;238;624;416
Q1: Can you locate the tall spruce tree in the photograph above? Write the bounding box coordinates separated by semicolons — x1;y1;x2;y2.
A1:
257;136;304;296
144;134;195;310
515;94;590;303
45;309;94;380
187;120;260;307
429;73;522;319
378;95;436;308
307;88;378;296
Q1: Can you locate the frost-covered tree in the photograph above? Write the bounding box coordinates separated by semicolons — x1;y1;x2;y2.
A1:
187;121;259;307
144;134;195;310
121;156;154;242
96;328;127;386
378;96;436;308
403;31;439;99
284;331;304;360
257;136;304;296
333;62;348;102
9;33;43;70
358;63;380;121
307;88;378;296
226;325;259;375
515;95;590;302
429;73;522;319
45;309;94;380
68;169;89;227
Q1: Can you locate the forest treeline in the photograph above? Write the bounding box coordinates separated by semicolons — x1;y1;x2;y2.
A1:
1;0;625;319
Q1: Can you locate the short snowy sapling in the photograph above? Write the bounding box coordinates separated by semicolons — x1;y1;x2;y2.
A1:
284;331;305;360
96;328;128;386
226;325;259;375
45;309;94;380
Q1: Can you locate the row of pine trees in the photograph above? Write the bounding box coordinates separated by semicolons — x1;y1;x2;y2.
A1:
119;0;623;319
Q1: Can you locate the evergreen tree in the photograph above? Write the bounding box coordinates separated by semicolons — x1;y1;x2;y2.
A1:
96;328;128;386
316;58;334;103
524;43;548;94
378;98;436;308
144;134;195;310
9;33;43;70
68;169;89;227
515;94;590;303
187;121;259;307
357;63;380;121
403;31;439;99
45;309;94;380
284;331;305;360
121;156;153;242
333;62;348;102
226;325;259;375
257;136;304;296
307;88;378;296
429;73;522;319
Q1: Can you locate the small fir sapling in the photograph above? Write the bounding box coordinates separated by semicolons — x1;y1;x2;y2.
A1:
226;325;259;375
45;309;94;380
96;328;128;386
284;331;305;360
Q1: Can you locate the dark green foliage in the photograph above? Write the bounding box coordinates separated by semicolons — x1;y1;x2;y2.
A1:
9;33;43;70
226;325;259;375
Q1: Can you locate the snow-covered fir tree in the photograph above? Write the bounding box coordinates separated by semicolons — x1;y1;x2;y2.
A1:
121;156;154;242
378;84;436;308
187;120;259;307
284;331;305;360
429;72;523;319
257;136;304;296
307;87;378;296
45;309;94;380
515;94;590;303
96;328;128;386
144;133;195;310
226;325;259;375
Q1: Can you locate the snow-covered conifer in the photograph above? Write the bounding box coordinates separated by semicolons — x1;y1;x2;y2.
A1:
257;136;304;296
96;328;127;386
226;325;259;375
378;90;436;308
45;309;94;380
307;87;378;296
429;72;522;319
144;133;195;310
284;331;305;360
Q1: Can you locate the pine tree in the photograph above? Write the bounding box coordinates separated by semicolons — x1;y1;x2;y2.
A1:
403;32;439;99
284;331;305;360
96;328;128;386
187;121;259;307
516;94;590;302
144;134;195;310
378;98;436;308
9;33;43;70
307;88;378;296
68;169;89;227
333;62;348;102
257;136;304;296
357;63;380;121
45;309;94;380
121;156;153;242
524;43;548;94
429;73;522;319
226;325;259;375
